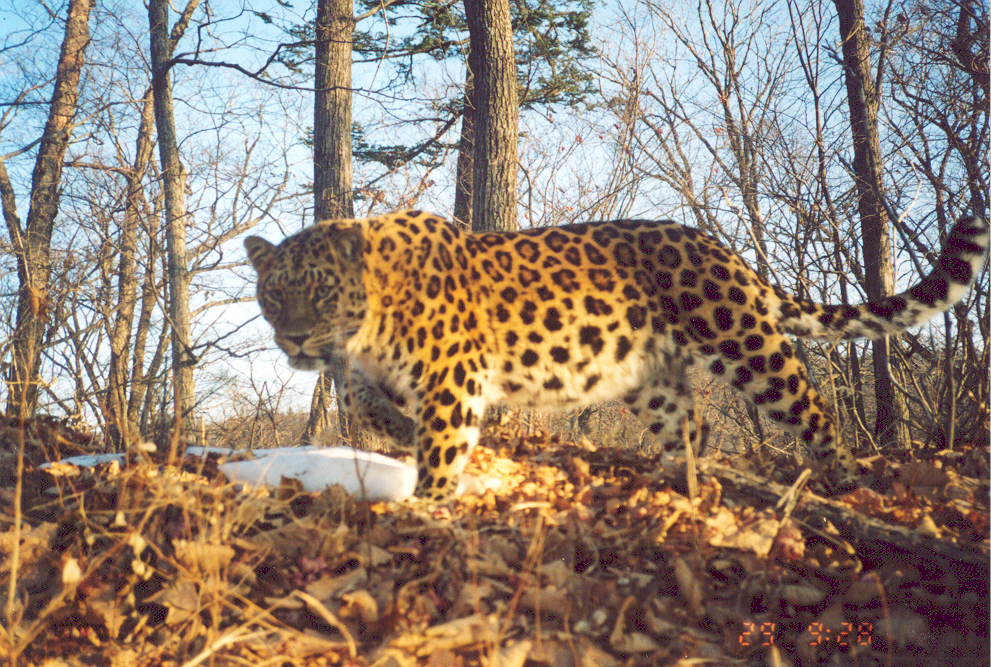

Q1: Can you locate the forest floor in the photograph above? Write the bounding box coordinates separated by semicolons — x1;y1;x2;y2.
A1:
0;416;988;667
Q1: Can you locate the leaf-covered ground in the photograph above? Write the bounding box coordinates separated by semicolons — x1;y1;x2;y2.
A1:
0;418;988;666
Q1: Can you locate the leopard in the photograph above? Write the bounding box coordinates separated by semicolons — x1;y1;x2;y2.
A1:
245;210;989;501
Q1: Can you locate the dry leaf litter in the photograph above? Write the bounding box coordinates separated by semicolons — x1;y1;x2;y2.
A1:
0;417;987;667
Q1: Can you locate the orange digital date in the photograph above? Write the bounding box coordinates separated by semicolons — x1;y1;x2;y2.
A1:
738;621;873;648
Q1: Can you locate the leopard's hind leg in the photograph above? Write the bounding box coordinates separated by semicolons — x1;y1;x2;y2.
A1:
705;330;857;481
625;353;710;455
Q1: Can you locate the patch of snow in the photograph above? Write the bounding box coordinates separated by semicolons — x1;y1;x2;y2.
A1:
219;447;417;501
45;446;418;502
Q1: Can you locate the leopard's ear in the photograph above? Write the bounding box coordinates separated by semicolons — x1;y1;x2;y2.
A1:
244;236;276;274
333;226;365;266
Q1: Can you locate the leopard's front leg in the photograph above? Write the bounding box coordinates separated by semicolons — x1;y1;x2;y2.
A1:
411;384;488;501
327;352;416;446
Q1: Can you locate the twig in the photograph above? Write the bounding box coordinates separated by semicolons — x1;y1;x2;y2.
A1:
180;629;270;667
291;590;358;659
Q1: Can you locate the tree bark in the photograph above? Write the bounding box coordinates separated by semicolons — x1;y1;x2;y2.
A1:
306;0;361;445
832;0;909;448
951;0;990;99
463;0;519;232
452;85;476;229
4;0;93;417
129;228;162;433
452;27;482;229
106;91;155;449
313;0;355;222
149;0;200;436
111;0;199;447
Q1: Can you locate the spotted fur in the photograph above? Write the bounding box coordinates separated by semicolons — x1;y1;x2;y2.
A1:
245;211;989;500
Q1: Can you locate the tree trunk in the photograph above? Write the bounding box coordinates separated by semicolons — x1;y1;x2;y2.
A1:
832;0;909;449
452;90;475;229
313;0;355;222
149;0;200;437
951;0;990;100
306;0;361;445
106;91;155;449
4;0;93;418
111;0;199;447
452;31;481;229
129;231;162;432
463;0;518;232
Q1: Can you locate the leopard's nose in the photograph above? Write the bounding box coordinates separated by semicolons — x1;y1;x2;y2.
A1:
283;334;309;348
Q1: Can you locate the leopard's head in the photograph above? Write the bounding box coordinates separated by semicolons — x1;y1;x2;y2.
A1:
244;224;366;371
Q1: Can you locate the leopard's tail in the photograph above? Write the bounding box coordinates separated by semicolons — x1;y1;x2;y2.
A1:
777;214;989;340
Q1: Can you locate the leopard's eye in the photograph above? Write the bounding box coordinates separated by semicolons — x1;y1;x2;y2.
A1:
260;289;283;317
314;285;333;301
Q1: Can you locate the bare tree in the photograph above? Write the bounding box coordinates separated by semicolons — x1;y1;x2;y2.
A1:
586;0;988;459
37;0;296;445
102;91;156;448
3;0;93;418
148;0;201;438
883;0;988;447
832;0;910;448
106;0;200;447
